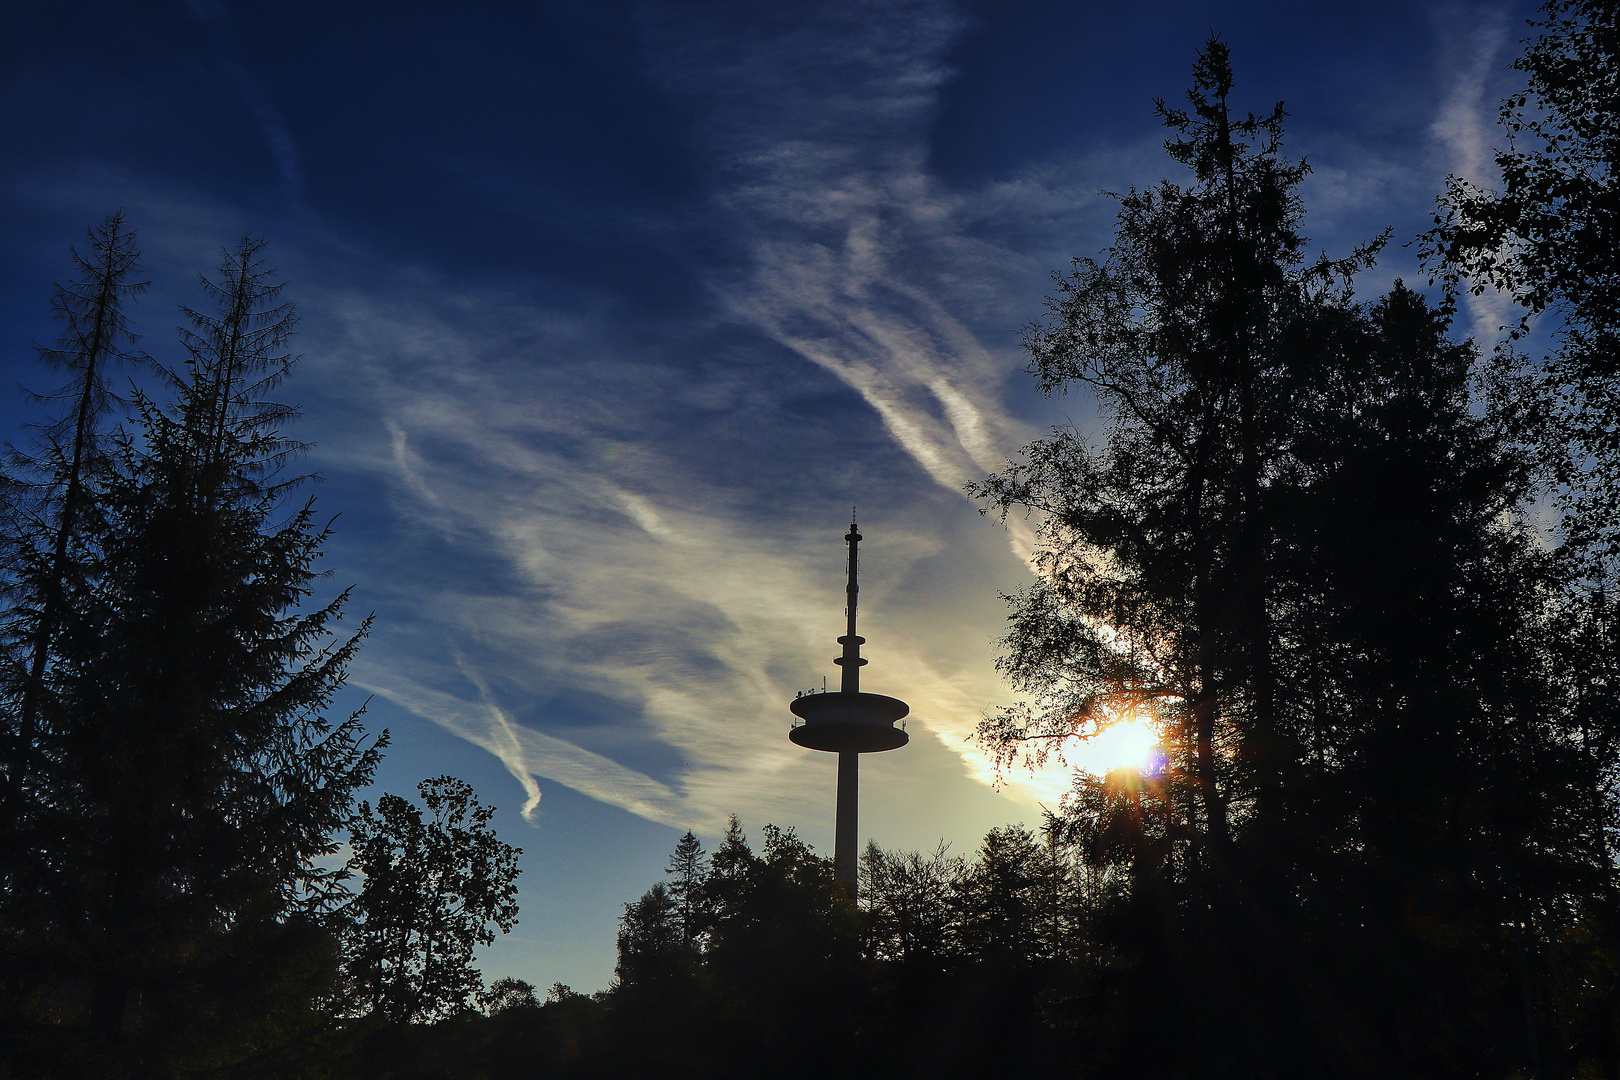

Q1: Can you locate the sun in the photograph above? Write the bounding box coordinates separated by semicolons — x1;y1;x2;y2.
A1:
1063;715;1164;776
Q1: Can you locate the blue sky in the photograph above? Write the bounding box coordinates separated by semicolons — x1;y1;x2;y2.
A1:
2;0;1534;993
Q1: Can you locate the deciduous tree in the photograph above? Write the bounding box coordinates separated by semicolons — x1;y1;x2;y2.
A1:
343;776;521;1023
1421;0;1620;571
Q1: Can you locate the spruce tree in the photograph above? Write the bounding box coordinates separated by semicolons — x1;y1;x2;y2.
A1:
664;830;709;946
4;236;384;1077
2;212;148;787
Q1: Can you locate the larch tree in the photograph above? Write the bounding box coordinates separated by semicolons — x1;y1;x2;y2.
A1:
614;882;683;990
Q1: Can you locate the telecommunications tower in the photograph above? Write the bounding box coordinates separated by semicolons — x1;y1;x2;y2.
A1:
789;515;910;894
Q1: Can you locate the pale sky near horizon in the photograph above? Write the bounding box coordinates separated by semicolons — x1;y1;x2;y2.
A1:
1;0;1534;993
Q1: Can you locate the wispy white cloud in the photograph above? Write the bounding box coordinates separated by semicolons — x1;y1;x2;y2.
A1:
1430;3;1519;343
298;265;1058;836
6;1;1167;842
1430;5;1512;183
225;61;303;202
356;666;693;829
640;1;1101;580
285;1;1180;833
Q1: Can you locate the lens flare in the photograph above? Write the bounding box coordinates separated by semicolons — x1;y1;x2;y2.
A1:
1063;716;1164;776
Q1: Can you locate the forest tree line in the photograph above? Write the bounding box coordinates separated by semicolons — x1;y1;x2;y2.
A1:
3;0;1619;1077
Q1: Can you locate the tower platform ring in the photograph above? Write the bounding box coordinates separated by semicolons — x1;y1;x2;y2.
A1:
789;691;910;753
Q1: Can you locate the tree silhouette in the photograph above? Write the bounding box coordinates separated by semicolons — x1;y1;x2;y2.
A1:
0;214;150;1066
969;38;1381;912
974;40;1615;1079
613;882;684;989
0;233;384;1078
1422;0;1620;572
665;830;709;946
343;776;521;1023
859;839;963;967
2;212;148;807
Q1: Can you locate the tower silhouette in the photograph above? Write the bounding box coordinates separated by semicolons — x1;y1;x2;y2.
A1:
789;515;909;894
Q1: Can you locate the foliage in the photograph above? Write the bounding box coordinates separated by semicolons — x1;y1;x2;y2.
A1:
0;230;387;1078
969;36;1380;882
1421;0;1620;570
0;216;148;1064
4;212;149;773
480;976;539;1014
665;829;709;945
973;38;1617;1079
858;839;963;966
343;776;522;1023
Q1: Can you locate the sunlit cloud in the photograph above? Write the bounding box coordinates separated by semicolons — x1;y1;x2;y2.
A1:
19;0;1492;850
0;0;1557;999
292;254;1073;835
286;0;1203;832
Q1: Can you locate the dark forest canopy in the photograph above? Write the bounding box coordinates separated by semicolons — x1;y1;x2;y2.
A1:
4;6;1620;1079
965;26;1620;1079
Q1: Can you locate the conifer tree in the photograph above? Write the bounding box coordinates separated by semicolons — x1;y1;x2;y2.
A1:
2;212;148;782
614;882;683;989
956;826;1052;970
970;38;1380;894
3;236;384;1076
664;830;709;946
976;40;1610;1079
0;215;149;1061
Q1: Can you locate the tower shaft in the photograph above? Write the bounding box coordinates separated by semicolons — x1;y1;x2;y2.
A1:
835;521;861;892
836;751;858;893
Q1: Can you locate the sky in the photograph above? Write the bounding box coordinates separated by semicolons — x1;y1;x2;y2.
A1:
1;0;1538;993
